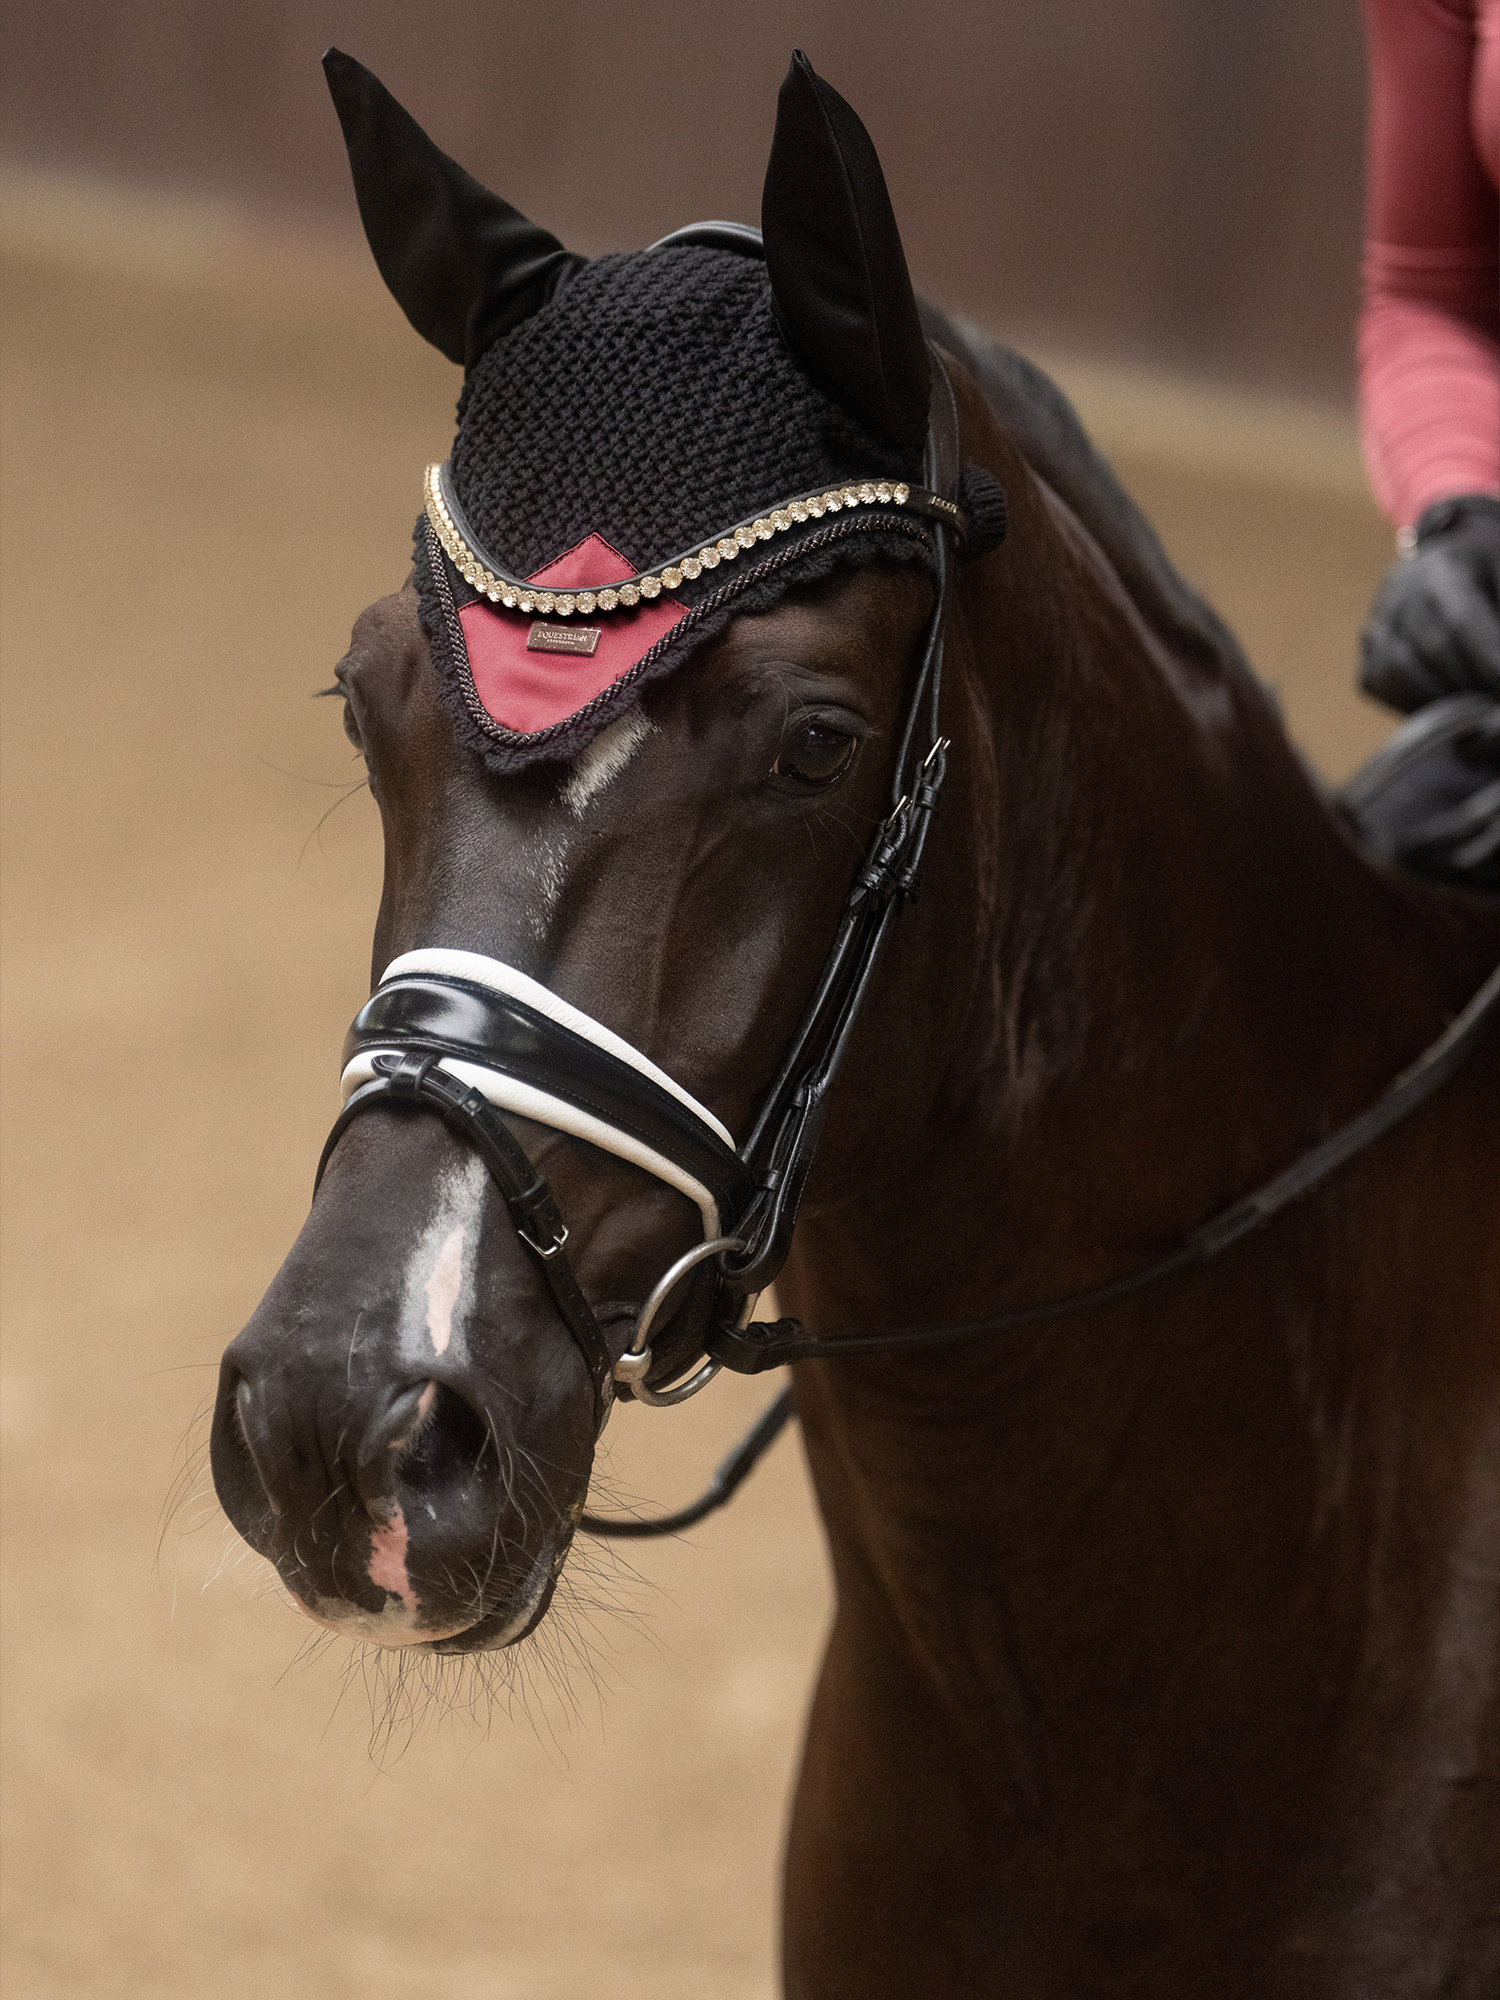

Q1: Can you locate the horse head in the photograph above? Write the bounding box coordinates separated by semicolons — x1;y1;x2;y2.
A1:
210;51;1002;1653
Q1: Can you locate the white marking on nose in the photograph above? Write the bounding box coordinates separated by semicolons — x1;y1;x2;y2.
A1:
287;1526;557;1652
561;708;652;814
425;1226;465;1355
368;1503;417;1614
285;1500;473;1649
399;1155;486;1367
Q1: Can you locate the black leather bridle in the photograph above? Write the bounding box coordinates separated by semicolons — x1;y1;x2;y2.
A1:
315;225;1500;1536
317;336;966;1434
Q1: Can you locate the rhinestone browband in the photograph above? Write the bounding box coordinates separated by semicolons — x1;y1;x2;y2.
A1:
424;462;965;618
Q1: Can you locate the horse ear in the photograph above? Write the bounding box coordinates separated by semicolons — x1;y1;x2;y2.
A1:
322;49;589;369
761;52;929;452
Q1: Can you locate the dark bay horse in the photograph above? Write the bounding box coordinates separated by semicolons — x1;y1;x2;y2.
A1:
212;51;1500;1998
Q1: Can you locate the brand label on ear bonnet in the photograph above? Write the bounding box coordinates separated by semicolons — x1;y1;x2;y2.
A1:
455;533;686;735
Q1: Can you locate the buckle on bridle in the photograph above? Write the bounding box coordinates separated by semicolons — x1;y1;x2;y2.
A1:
517;1220;570;1259
856;796;912;901
857;738;951;904
919;734;950;778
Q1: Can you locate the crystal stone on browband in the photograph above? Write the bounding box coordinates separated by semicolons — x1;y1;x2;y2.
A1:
424;459;957;617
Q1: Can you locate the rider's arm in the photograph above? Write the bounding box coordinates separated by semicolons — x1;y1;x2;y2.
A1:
1358;0;1499;531
1357;0;1500;713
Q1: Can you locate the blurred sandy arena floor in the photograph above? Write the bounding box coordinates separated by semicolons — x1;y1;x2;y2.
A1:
0;172;1396;2000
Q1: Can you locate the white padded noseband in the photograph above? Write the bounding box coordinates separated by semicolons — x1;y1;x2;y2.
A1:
338;948;735;1236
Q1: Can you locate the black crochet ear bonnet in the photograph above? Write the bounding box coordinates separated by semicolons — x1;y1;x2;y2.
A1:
325;49;1005;773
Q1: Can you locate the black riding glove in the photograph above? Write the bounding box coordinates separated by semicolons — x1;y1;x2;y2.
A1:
1359;493;1500;714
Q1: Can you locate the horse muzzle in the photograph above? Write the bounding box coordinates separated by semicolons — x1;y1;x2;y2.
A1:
211;1344;570;1650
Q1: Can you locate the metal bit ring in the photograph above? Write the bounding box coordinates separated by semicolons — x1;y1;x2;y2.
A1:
615;1235;746;1408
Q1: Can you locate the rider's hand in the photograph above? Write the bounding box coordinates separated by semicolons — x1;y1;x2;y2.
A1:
1359;494;1500;714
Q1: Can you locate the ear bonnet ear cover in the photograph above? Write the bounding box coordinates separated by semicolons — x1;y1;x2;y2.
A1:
323;49;589;367
328;51;943;773
762;51;930;452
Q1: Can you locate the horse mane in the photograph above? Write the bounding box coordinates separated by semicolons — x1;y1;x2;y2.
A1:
920;301;1257;689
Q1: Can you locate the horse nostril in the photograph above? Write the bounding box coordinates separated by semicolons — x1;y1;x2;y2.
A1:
233;1375;284;1516
352;1379;450;1521
350;1379;493;1524
357;1379;438;1470
208;1366;286;1548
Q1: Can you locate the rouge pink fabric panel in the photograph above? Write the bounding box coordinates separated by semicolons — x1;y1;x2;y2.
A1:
1358;0;1500;528
457;532;686;734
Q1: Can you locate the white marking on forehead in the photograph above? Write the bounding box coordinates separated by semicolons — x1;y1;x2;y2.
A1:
561;708;653;815
527;832;569;943
399;1154;486;1366
525;711;651;940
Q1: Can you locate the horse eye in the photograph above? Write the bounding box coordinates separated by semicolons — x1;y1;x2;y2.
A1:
340;699;364;752
774;723;856;786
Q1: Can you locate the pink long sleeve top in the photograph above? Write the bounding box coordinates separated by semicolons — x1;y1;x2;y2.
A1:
1358;0;1500;530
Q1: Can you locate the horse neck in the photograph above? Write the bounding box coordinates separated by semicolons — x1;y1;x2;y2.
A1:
786;454;1498;1628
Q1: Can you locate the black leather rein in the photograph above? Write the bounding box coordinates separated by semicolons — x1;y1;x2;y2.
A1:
708;956;1500;1374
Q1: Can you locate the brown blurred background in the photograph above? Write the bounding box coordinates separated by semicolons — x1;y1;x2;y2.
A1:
2;0;1369;393
2;5;1398;1998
